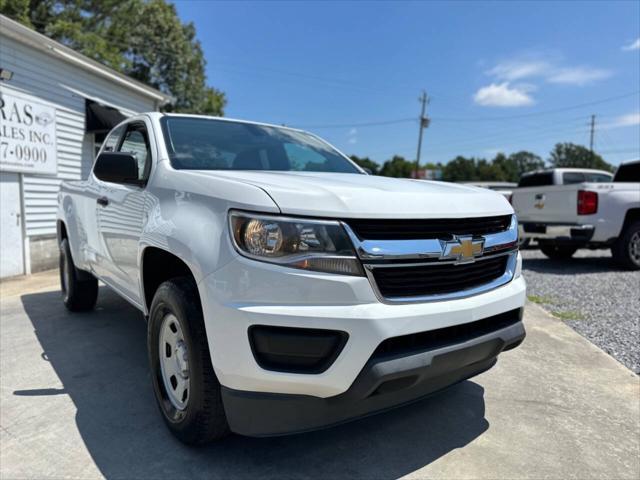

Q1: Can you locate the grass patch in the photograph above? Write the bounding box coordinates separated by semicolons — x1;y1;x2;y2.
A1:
527;295;555;305
551;310;585;321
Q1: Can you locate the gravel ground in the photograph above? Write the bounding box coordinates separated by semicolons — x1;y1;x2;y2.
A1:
521;248;640;374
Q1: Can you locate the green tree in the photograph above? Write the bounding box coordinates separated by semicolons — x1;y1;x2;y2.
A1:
1;0;226;115
349;155;380;175
549;143;613;171
442;156;479;181
508;151;545;178
380;155;414;178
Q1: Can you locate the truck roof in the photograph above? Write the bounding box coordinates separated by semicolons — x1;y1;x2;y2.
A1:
521;167;613;176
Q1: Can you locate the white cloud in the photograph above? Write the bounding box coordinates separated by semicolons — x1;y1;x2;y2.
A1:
602;112;640;130
347;127;357;144
473;82;535;107
487;60;550;81
484;54;612;87
622;38;640;51
547;67;612;86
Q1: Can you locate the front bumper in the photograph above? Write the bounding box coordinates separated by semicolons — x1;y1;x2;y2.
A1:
222;308;525;436
198;251;526;399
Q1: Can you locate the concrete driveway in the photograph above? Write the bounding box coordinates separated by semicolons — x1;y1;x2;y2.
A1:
1;270;638;479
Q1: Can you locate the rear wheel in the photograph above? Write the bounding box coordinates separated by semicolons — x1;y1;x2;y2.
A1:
539;242;578;260
148;277;229;444
611;221;640;270
59;238;98;311
518;237;531;249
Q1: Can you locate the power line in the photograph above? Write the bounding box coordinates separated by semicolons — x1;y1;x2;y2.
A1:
431;91;640;122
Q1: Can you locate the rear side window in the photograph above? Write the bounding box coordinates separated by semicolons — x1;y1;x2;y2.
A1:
613;162;640;182
518;172;554;187
584;172;612;183
562;172;585;184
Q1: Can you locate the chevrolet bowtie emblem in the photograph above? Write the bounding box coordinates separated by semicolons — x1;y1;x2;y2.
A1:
441;236;484;264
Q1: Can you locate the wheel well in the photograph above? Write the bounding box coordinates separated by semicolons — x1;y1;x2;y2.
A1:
141;247;195;310
57;220;68;243
622;208;640;232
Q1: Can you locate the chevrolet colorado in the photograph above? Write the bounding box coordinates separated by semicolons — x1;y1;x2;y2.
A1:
57;113;526;444
513;163;640;268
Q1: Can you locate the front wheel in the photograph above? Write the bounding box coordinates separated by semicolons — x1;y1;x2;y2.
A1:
59;238;98;311
611;221;640;270
539;242;578;260
148;277;229;444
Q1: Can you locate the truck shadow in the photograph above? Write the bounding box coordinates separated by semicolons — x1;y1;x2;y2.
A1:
19;287;489;480
522;254;629;275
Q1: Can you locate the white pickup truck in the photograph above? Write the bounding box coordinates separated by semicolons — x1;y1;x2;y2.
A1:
512;164;640;268
57;113;526;444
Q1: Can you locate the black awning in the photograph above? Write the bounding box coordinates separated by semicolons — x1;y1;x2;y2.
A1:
85;99;127;133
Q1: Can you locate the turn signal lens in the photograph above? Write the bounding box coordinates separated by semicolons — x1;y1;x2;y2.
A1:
577;190;598;215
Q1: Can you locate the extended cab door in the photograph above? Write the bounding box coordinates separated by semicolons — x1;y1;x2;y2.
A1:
94;120;152;305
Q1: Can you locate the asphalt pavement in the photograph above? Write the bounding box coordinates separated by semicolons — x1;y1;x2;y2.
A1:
1;270;639;479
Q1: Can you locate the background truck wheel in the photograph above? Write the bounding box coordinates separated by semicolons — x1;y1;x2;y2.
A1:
148;277;229;445
59;238;98;311
611;221;640;270
539;242;578;260
518;237;531;249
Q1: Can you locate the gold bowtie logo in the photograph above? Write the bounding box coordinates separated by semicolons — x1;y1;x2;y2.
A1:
441;236;484;263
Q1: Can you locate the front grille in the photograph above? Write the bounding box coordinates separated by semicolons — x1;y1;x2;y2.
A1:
371;255;508;299
372;308;523;360
346;215;512;240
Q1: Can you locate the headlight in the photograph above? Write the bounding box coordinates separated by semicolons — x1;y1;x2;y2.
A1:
229;211;364;276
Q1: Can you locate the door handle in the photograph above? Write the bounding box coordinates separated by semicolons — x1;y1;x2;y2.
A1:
97;196;110;207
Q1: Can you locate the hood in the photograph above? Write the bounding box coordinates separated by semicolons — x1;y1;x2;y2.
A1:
197;171;513;219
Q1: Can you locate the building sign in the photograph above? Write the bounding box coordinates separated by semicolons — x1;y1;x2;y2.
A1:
0;88;57;175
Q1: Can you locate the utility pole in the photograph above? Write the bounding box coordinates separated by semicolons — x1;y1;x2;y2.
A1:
414;91;430;178
589;114;596;155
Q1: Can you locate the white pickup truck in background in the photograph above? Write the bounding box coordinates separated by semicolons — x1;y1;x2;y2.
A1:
512;163;640;269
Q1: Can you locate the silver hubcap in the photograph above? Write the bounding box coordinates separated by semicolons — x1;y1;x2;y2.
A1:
630;232;640;265
159;314;190;410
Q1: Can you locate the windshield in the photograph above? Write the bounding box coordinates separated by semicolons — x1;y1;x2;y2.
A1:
160;117;361;173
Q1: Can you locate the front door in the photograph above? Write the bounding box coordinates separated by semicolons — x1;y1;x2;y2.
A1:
95;121;151;304
0;173;24;277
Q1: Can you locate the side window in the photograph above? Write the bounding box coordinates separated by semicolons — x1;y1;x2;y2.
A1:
118;124;151;180
585;173;612;183
562;172;586;184
102;124;126;153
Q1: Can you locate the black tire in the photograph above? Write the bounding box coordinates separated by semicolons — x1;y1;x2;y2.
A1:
59;238;98;311
611;221;640;270
518;237;531;249
539;242;578;260
148;277;229;444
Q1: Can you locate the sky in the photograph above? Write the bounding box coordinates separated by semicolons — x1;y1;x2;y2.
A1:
174;0;640;167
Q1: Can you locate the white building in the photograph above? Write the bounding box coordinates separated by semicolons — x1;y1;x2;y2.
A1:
0;14;171;278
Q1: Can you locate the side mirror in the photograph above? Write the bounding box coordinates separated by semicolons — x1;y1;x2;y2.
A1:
93;152;142;185
362;167;373;175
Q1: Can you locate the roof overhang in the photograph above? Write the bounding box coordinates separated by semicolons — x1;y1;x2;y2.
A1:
0;14;172;106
